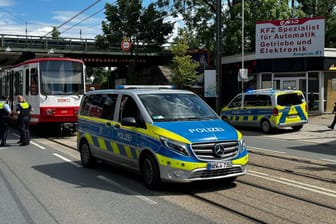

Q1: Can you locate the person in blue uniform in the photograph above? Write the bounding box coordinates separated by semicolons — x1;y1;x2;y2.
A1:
0;96;12;146
16;95;33;146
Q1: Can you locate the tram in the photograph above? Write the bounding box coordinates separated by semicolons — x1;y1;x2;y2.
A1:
0;57;86;131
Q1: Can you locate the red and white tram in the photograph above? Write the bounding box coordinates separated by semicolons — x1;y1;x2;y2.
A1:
0;57;86;129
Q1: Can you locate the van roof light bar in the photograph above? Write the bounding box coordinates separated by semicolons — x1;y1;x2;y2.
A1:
116;85;175;89
246;88;274;93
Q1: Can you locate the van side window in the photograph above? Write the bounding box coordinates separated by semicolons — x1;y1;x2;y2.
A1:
80;95;103;118
228;95;242;108
257;95;272;106
101;94;118;120
80;94;117;119
244;95;258;106
119;95;145;128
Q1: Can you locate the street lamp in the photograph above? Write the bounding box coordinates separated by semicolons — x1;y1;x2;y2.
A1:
215;0;222;113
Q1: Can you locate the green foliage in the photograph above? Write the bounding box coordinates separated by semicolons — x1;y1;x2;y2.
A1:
169;38;199;87
160;0;336;61
95;0;174;52
51;27;61;39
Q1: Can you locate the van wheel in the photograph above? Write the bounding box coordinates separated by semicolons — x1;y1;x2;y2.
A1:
142;154;161;189
80;141;95;168
292;125;303;131
261;120;272;133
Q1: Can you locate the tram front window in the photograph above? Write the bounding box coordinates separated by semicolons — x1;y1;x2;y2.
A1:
40;61;84;95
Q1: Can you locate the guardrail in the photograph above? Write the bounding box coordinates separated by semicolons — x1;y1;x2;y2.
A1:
0;33;170;55
0;33;97;52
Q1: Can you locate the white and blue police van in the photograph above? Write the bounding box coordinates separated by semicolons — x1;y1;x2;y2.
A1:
77;85;248;189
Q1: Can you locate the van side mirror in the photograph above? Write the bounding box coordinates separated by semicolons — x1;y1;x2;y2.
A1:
121;117;137;126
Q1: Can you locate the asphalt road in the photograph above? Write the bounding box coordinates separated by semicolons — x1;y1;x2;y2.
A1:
0;114;335;224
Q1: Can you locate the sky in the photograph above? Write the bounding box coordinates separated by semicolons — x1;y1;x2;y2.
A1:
0;0;180;40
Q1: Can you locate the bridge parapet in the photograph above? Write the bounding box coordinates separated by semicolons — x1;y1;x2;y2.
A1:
1;33;97;52
0;34;173;67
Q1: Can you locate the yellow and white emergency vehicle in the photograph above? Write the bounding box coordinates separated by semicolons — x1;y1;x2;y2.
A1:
77;86;248;189
220;89;308;133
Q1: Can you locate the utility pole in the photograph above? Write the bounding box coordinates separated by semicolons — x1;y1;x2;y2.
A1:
215;0;223;113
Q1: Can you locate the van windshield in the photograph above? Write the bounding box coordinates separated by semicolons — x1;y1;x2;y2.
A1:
277;93;304;106
139;93;218;121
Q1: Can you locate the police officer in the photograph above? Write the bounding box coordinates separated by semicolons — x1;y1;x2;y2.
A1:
328;102;336;130
16;95;32;146
0;96;12;146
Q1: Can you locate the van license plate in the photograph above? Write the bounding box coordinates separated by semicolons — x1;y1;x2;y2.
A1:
288;114;297;118
208;161;232;170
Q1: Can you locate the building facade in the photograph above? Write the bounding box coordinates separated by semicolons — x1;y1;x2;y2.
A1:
221;48;336;113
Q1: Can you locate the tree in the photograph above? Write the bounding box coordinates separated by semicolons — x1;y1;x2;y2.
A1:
95;0;174;84
95;0;174;52
169;36;199;88
51;27;61;39
159;0;336;59
296;0;336;47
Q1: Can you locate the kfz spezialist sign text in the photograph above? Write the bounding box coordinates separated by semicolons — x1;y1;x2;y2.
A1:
255;17;325;59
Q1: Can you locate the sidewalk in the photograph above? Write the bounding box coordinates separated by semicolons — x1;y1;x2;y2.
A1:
266;113;336;145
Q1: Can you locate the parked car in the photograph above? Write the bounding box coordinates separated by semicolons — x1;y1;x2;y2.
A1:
220;89;308;133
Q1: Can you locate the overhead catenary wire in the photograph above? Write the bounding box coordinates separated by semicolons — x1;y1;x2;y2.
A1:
61;8;105;35
43;0;102;37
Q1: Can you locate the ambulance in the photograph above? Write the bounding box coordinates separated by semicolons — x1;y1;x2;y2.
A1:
77;86;248;189
220;89;308;133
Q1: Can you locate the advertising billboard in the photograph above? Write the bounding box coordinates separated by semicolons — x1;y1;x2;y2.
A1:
204;69;216;97
256;17;325;59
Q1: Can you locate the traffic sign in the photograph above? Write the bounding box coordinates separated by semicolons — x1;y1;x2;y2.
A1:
121;40;131;51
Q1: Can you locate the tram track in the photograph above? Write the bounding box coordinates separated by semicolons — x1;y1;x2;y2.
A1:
248;149;336;184
43;135;336;224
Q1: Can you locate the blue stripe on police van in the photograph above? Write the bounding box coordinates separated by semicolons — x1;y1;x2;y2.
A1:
105;140;113;152
279;107;289;124
117;143;127;156
130;147;138;159
295;105;307;120
92;136;99;147
243;116;248;121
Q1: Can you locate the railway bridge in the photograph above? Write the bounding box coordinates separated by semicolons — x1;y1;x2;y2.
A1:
0;34;172;67
0;34;173;86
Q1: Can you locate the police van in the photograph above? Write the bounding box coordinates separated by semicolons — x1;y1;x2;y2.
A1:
220;89;308;133
77;86;248;189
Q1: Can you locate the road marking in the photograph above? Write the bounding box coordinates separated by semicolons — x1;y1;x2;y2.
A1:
248;146;286;154
97;175;158;205
248;170;336;198
321;158;336;163
12;133;46;149
31;141;46;150
53;153;81;168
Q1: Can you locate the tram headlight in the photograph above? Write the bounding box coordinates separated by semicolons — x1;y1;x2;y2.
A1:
45;109;55;116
